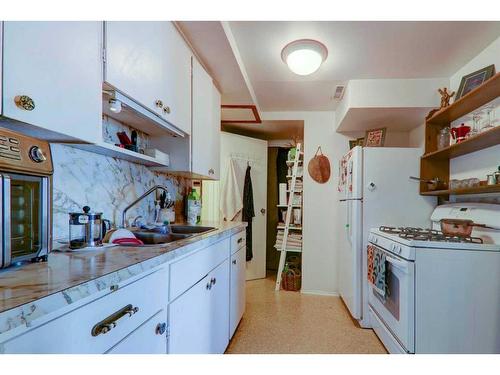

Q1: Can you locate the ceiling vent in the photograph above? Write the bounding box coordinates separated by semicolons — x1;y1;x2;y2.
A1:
333;85;345;100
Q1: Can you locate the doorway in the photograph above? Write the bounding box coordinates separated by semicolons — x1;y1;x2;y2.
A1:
221;120;304;289
203;132;268;281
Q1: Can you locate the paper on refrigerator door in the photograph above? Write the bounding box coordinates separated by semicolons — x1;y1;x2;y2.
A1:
279;183;287;205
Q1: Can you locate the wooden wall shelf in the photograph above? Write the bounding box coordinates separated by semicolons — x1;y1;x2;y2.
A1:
421;184;500;196
427;72;500;126
420;71;500;197
422;126;500;160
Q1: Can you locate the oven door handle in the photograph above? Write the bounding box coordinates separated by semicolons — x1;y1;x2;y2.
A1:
385;256;409;274
1;175;12;267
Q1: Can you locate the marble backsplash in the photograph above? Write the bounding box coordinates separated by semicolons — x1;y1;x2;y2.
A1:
50;144;190;246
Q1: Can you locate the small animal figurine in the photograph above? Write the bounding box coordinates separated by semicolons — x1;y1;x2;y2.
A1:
438;87;455;108
426;87;456;120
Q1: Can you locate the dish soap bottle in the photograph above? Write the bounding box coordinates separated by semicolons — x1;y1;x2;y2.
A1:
186;189;201;225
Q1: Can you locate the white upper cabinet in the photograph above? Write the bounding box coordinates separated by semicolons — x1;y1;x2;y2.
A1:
1;21;102;143
192;58;221;179
104;21;191;135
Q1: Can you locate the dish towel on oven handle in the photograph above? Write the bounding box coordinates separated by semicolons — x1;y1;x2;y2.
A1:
367;244;388;297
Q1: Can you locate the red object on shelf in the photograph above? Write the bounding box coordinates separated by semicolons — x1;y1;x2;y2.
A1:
451;123;471;143
117;131;132;145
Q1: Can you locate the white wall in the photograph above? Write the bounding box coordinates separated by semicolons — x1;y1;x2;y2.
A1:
409;123;425;150
263;111;348;295
450;36;500;93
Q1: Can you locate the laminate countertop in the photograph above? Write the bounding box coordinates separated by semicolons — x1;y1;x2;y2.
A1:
0;221;246;337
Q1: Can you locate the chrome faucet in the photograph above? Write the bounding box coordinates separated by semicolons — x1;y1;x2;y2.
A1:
121;185;171;228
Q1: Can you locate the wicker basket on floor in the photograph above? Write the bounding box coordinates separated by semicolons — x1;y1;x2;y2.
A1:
281;267;301;291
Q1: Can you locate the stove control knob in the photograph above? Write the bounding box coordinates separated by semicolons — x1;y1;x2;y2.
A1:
29;146;46;163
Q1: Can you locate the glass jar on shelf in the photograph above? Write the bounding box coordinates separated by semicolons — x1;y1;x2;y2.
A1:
437;127;450;150
470;111;482;137
481;106;495;132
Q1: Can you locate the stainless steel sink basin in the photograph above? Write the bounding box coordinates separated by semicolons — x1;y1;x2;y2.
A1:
170;225;217;235
133;231;191;245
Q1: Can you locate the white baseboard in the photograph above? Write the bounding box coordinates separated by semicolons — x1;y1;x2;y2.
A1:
300;289;339;297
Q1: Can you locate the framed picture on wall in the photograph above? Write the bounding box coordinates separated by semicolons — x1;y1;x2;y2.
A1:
349;140;357;149
363;128;386;147
455;64;496;100
356;137;365;146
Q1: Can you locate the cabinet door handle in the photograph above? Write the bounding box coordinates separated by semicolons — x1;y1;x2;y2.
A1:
155;99;163;108
91;304;139;337
208;168;215;175
163;106;171;114
232;259;237;265
237;238;243;244
211;277;216;285
206;282;212;290
14;95;35;111
155;322;167;335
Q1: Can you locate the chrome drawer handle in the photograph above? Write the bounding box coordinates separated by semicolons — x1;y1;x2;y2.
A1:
91;304;140;337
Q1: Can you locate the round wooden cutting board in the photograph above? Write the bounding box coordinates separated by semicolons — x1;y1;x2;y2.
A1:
308;146;331;184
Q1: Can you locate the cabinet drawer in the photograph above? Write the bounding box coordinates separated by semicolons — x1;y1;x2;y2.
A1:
2;268;168;354
230;230;246;255
106;309;168;354
169;238;230;301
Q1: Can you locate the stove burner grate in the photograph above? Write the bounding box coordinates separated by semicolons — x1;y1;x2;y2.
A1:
379;226;484;244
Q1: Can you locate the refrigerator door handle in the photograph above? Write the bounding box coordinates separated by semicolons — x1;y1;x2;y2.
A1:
346;200;352;244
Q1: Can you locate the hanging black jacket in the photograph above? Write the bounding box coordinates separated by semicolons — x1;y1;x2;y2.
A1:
242;165;255;261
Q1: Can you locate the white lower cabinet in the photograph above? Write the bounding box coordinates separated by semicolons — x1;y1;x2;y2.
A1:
107;309;168;354
1;268;168;354
1;231;246;354
168;259;230;354
229;246;246;338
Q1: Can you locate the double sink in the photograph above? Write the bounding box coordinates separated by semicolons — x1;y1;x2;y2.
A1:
132;225;216;245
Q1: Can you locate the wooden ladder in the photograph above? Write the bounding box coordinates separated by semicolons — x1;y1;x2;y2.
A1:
275;143;303;291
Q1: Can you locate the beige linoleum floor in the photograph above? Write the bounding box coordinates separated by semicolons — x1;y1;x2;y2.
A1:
225;276;387;354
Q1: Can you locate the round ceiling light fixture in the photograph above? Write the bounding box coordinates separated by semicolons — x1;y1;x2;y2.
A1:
281;39;328;76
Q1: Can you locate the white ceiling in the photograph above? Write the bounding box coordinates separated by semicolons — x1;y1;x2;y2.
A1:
228;21;500;111
176;21;253;104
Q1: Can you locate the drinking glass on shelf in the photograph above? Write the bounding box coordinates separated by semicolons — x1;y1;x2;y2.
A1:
481;106;495;131
470;112;482;136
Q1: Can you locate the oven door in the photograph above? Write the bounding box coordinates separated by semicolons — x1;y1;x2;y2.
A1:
1;173;50;267
368;244;415;353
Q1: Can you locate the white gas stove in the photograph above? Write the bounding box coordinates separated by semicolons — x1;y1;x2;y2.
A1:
367;203;500;354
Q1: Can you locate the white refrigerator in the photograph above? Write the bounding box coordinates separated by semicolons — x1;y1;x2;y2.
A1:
338;146;435;328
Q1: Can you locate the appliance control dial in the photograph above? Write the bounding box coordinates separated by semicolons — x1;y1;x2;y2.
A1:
29;146;47;163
